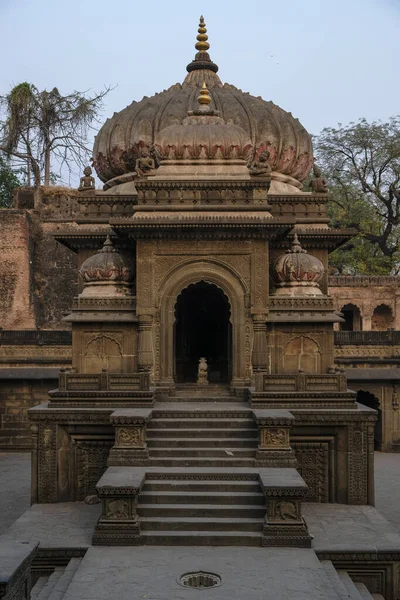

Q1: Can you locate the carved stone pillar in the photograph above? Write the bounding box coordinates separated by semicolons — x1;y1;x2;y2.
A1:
252;314;268;390
137;316;154;375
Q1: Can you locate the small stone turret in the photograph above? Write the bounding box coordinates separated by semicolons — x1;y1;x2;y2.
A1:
79;236;135;297
271;234;324;297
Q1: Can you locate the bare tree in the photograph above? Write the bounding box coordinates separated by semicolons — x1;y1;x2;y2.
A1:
0;82;111;187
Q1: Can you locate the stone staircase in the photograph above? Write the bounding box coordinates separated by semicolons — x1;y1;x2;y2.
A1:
137;472;264;545
321;561;385;600
31;558;82;600
146;407;258;467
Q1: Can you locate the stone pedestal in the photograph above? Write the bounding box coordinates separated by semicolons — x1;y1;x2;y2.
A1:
259;468;311;547
107;409;152;466
93;467;146;546
253;409;297;468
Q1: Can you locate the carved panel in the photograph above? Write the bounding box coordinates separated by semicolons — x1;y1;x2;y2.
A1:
292;441;329;502
83;333;123;373
116;426;142;447
267;499;301;522
261;427;290;449
348;422;368;504
76;440;113;500
38;422;57;503
106;499;130;520
283;336;321;374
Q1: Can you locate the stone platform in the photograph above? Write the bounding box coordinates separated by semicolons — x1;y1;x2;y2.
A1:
1;501;398;598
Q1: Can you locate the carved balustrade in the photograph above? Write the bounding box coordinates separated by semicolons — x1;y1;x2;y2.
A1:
58;371;149;392
77;195;135;219
258;373;347;393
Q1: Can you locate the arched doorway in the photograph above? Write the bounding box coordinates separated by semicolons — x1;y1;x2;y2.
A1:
174;281;232;383
356;390;382;450
340;303;362;331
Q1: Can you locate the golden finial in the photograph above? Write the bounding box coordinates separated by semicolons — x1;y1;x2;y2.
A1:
198;81;211;106
195;15;210;52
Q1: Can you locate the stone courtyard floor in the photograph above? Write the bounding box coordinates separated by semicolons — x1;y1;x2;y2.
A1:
1;451;400;534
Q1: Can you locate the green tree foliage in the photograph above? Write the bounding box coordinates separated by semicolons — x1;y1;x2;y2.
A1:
0;153;22;208
314;118;400;274
0;82;110;187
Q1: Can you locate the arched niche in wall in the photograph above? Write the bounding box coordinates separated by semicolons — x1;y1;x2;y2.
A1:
282;335;321;374
340;303;362;331
371;304;394;331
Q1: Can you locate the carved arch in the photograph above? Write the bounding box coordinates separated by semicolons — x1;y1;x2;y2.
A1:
283;335;321;374
155;257;249;309
155;260;251;386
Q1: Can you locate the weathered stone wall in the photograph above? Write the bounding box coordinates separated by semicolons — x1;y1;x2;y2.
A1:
0;210;35;329
0;188;79;330
33;222;78;329
329;276;400;331
0;379;57;450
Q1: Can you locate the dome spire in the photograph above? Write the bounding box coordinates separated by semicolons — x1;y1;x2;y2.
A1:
186;15;219;75
195;16;210;52
198;82;211;106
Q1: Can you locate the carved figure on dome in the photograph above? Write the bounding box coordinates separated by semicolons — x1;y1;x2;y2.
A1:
310;164;328;193
197;357;209;385
78;166;95;191
135;148;156;178
249;150;272;177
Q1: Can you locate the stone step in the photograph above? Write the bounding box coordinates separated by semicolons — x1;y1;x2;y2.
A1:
142;480;261;492
138;491;265;505
140;530;262;546
320;561;353;600
147;438;257;448
36;568;64;600
31;576;49;600
47;557;82;600
149;448;255;458
148;457;255;467
338;571;365;600
355;582;376;600
147;428;258;439
148;418;255;429
174;386;232;397
137;503;265;518
139;516;263;532
158;396;236;403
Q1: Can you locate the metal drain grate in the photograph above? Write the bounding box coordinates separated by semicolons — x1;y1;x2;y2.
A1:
179;571;222;589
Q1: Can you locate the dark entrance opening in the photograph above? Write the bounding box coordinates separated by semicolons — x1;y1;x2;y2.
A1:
356;390;382;450
340;303;362;331
174;281;232;383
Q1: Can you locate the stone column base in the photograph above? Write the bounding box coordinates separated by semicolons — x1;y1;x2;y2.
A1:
93;519;141;546
262;518;312;548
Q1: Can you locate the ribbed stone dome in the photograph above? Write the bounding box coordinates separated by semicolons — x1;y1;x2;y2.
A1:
79;236;135;297
271;234;324;297
92;17;313;189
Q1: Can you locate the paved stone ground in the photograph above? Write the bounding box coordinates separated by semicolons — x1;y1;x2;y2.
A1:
0;453;30;534
63;546;342;600
374;451;400;529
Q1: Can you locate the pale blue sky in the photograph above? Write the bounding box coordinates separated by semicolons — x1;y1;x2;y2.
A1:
1;0;399;182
